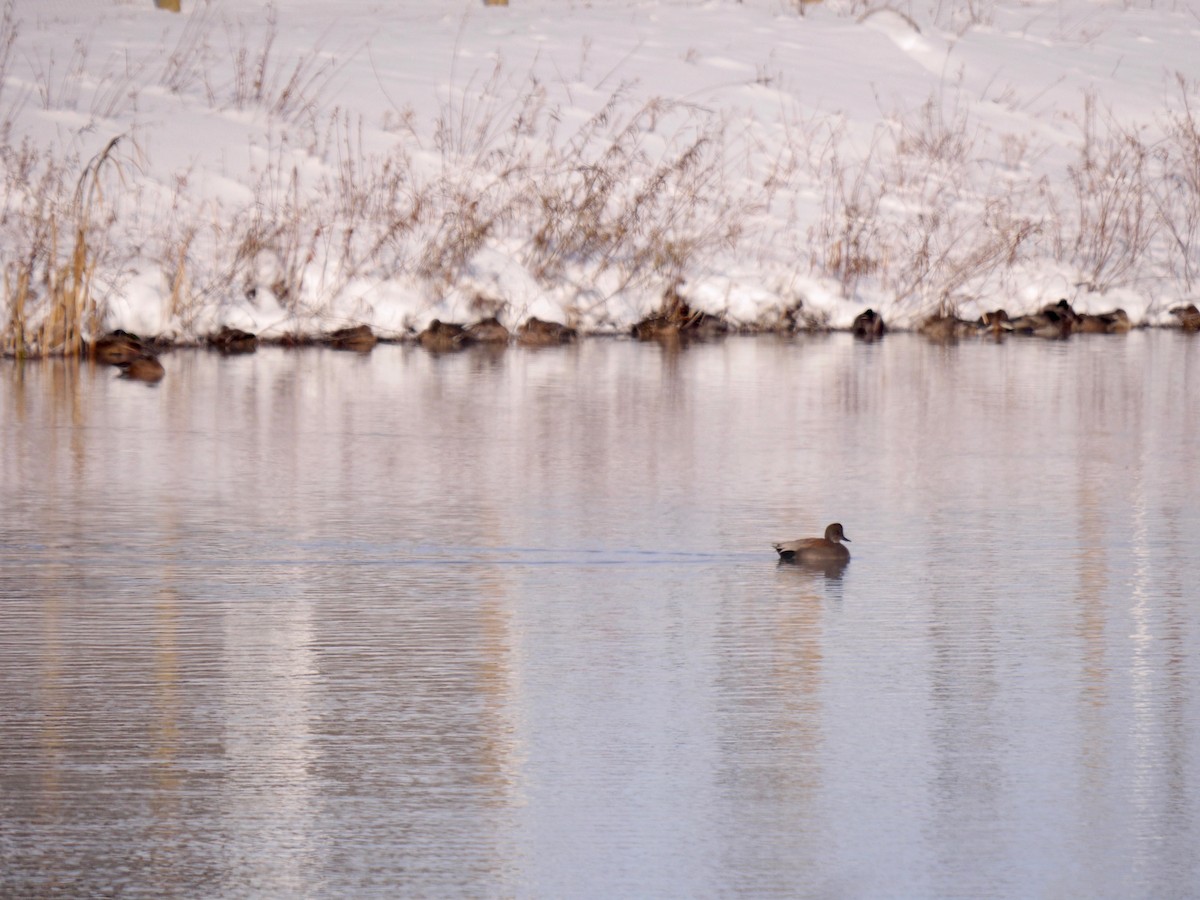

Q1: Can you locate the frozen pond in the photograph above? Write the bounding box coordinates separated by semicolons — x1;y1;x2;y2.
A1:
2;332;1199;898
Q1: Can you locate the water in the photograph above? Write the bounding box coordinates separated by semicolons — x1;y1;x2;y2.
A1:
2;332;1198;898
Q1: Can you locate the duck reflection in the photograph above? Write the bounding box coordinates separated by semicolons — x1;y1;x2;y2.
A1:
775;557;849;580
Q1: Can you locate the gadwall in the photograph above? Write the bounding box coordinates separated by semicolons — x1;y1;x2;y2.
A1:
517;317;576;346
978;309;1012;336
1075;309;1131;334
467;317;510;344
632;305;726;342
852;308;886;340
90;330;146;365
207;325;258;354
1170;304;1199;331
327;324;378;352
773;523;851;563
418;319;472;352
1044;298;1079;322
919;314;976;341
632;314;680;341
1102;308;1132;333
1010;301;1074;339
117;353;165;383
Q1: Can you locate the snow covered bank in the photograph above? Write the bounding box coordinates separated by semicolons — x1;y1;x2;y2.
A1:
2;0;1200;354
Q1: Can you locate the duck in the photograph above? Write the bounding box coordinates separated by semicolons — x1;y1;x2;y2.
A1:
631;314;680;341
517;317;576;346
207;325;258;354
466;317;510;344
918;314;976;341
1170;304;1200;331
680;310;728;340
1102;308;1132;333
978;309;1012;335
1042;298;1079;323
418;319;472;352
1075;308;1132;334
773;523;851;564
117;353;165;383
1074;312;1110;333
327;324;378;352
851;308;886;340
90;330;146;365
632;304;727;342
1009;302;1073;339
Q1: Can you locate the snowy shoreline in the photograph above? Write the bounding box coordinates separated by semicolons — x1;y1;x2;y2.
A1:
84;293;1200;365
3;0;1200;356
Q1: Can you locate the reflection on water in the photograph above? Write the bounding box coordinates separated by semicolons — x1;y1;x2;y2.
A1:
1;333;1198;897
777;558;849;580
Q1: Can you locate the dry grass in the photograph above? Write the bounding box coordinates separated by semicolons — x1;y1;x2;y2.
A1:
521;95;742;299
0;0;19;144
1;137;124;358
224;3;346;128
1154;75;1200;291
159;0;216;99
1062;92;1158;292
803;82;1194;317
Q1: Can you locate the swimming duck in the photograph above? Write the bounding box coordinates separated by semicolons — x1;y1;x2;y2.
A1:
773;523;851;563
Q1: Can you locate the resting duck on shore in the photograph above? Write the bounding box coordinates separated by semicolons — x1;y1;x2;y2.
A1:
1075;309;1132;334
773;523;851;564
1010;300;1075;339
978;309;1012;337
852;308;886;340
467;317;510;344
418;320;472;352
1170;304;1200;331
207;326;258;354
327;324;378;352
517;317;576;346
918;314;977;341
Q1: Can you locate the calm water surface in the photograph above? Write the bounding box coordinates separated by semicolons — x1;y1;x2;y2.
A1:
2;333;1198;898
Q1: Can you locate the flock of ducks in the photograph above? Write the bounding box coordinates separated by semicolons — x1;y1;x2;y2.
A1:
416;316;576;351
86;298;1198;382
856;298;1199;342
86;317;577;382
855;298;1139;342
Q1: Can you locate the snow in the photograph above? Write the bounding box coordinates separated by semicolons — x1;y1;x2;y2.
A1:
2;0;1199;342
